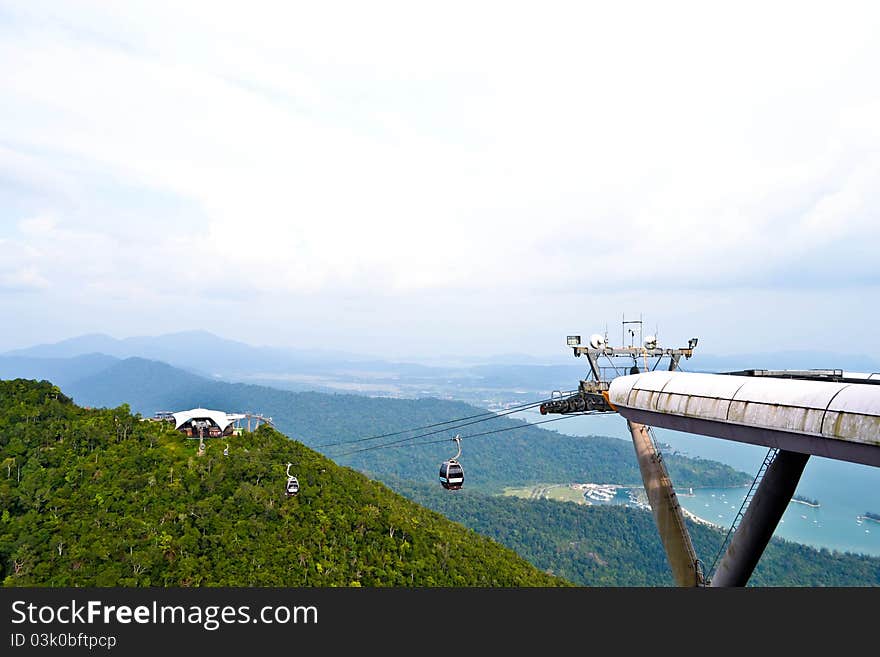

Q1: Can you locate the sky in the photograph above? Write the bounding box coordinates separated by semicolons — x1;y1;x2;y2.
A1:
1;1;878;361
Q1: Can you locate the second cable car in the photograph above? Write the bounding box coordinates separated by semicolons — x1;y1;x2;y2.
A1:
439;435;464;490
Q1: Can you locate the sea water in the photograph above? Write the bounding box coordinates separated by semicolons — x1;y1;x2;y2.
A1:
520;411;880;557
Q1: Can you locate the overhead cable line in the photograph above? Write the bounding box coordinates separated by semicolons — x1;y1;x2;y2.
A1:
333;412;597;458
317;392;577;450
325;399;568;457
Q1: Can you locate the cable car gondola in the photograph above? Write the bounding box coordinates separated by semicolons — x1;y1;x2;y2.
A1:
285;462;300;497
439;435;464;490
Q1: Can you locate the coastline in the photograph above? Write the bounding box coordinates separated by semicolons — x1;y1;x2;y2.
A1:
505;482;879;556
681;507;724;529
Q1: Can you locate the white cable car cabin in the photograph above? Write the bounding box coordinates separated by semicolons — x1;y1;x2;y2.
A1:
285;462;300;497
439;435;464;490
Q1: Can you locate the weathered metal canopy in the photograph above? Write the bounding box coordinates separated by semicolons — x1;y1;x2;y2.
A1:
608;371;880;467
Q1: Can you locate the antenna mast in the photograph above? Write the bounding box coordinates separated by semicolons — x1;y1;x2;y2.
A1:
543;317;698;416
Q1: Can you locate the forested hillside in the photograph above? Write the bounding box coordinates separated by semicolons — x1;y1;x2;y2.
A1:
0;379;565;587
392;480;880;586
64;358;750;491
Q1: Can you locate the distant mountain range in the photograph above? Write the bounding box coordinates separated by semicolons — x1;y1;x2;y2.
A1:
3;331;373;378
0;353;119;388
4;331;878;404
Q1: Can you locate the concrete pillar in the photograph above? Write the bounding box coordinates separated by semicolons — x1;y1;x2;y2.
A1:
627;420;703;586
711;449;809;587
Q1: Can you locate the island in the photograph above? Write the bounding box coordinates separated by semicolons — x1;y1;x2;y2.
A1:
791;494;820;508
858;511;880;523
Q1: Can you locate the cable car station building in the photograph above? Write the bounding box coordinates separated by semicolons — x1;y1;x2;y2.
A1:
152;408;272;437
171;408;236;438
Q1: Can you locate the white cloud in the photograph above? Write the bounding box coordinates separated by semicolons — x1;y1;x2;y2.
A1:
1;1;878;354
0;261;49;292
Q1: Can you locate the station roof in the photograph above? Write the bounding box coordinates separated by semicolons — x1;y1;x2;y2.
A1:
171;408;233;431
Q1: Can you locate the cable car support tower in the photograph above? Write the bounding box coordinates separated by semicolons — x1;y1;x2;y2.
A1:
543;317;880;587
541;319;704;586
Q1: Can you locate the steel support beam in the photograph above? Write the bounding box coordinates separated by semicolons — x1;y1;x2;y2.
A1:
710;449;810;587
627;420;703;586
614;406;880;468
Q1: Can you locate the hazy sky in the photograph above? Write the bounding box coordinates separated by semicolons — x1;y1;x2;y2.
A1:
1;1;878;360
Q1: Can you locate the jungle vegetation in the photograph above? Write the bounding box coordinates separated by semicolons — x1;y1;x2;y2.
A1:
0;379;565;587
